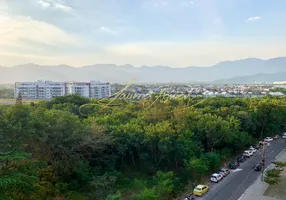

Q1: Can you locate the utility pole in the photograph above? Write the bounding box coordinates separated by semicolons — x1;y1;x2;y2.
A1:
261;141;266;182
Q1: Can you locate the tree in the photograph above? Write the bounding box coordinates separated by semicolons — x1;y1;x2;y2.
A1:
16;92;23;105
153;171;176;199
131;188;158;200
0;88;14;99
1;95;286;199
0;151;44;200
264;169;281;186
105;192;123;200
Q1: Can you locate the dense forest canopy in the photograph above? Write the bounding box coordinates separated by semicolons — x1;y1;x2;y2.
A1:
0;95;286;200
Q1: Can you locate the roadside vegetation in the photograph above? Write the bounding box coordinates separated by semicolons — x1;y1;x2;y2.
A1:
1;95;286;200
264;161;286;199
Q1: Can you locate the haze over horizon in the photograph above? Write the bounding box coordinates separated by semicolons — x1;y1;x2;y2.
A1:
1;0;286;68
1;56;286;69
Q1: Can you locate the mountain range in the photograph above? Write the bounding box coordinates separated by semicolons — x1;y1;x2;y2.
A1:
1;57;286;84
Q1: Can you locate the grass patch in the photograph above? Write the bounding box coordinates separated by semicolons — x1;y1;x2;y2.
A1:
0;99;40;104
0;99;15;102
264;175;286;199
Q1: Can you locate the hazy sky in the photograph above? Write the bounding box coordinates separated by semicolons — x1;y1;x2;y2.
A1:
1;0;286;67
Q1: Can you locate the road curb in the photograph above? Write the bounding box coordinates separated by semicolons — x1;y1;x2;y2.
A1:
237;147;286;200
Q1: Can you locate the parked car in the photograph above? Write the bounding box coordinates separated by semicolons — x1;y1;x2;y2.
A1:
243;150;252;158
184;196;195;200
249;147;257;153
218;168;230;177
249;149;255;156
282;132;286;139
237;155;246;163
254;144;260;149
217;170;225;177
259;141;270;147
264;137;273;142
193;184;209;196
210;173;223;183
253;163;262;171
229;161;239;169
273;135;280;140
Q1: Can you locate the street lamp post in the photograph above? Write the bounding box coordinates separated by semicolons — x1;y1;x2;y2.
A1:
261;141;266;182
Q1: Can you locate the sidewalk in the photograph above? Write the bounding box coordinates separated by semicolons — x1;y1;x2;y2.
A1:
238;178;278;200
238;149;286;200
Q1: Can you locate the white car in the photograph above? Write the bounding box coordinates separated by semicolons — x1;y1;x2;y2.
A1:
264;137;273;142
210;173;223;183
243;150;252;157
282;133;286;139
249;147;257;153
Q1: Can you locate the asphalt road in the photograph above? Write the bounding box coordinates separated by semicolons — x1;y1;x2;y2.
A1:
198;138;285;200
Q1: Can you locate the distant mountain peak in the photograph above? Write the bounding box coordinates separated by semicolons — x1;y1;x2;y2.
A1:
1;56;286;84
119;64;134;69
55;64;73;68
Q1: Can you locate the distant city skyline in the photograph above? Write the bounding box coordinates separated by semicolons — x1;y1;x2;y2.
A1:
1;0;286;67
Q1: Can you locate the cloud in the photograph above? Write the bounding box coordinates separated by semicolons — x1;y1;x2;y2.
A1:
2;39;286;67
38;0;74;12
104;40;286;67
0;51;60;60
53;2;74;12
245;16;261;22
147;0;196;8
180;0;195;6
99;26;117;34
38;0;51;7
0;0;8;13
0;14;81;48
154;1;169;7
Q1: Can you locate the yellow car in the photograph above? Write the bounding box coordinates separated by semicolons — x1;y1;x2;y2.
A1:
193;184;209;196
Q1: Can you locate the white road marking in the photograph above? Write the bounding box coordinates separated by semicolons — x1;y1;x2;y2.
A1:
232;168;243;172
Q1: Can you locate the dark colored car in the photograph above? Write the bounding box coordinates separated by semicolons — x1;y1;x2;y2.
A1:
254;144;260;150
184;196;195;200
237;155;246;163
253;163;262;171
229;161;239;169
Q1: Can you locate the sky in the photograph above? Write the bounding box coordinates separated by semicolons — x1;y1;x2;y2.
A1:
0;0;286;68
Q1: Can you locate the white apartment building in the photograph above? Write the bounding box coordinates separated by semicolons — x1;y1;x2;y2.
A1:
15;82;38;99
66;82;90;98
15;80;111;99
90;81;111;98
37;81;66;99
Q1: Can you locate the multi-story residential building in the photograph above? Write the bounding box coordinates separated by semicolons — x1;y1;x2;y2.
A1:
14;82;38;99
15;80;111;99
66;82;90;98
37;80;66;99
90;81;111;98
